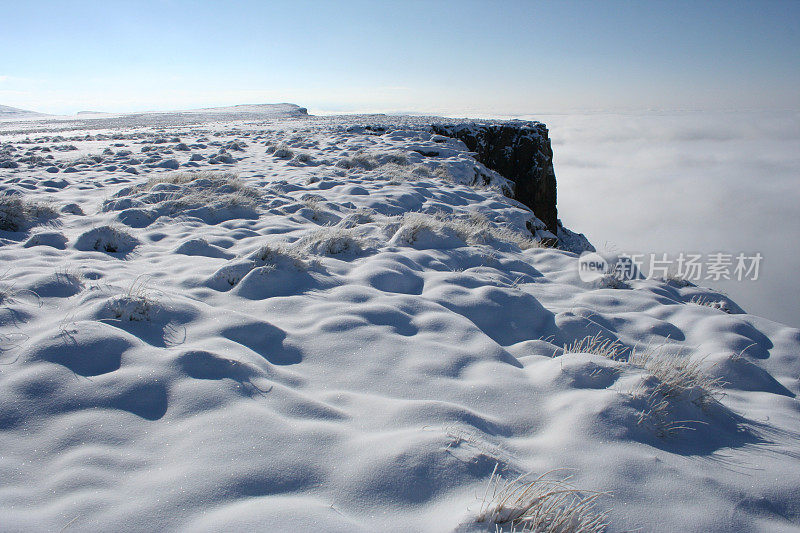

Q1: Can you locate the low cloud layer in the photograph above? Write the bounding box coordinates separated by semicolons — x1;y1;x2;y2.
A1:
541;111;800;327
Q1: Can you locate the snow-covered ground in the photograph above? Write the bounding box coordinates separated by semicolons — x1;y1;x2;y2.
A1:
1;107;799;532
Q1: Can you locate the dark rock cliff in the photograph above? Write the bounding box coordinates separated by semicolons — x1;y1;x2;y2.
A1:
430;122;558;235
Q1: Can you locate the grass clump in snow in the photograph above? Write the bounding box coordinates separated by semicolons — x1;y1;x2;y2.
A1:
380;162;435;185
598;274;631;289
148;171;260;206
476;466;608;533
209;242;310;289
336;151;378;170
433;164;454;182
562;333;627;360
449;212;542;250
387;212;451;246
290;152;314;164
297;226;367;256
688;295;732;313
272;145;294;159
0;194;58;232
562;334;727;438
386;153;409;166
337;207;376;228
384;165;418;185
662;273;695;288
627;345;725;412
103;171;262;222
248;243;309;270
301;195;324;212
108;279;159;322
389;211;542;250
141;171;239;189
298;194;339;224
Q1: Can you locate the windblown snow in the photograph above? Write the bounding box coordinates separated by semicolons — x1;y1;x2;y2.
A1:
0;107;799;532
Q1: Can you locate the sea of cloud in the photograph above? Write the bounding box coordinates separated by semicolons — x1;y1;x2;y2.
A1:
535;111;800;327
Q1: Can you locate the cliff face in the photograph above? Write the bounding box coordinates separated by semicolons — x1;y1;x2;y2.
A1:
430;122;558;235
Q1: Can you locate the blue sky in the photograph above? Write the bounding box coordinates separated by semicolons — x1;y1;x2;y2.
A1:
1;0;798;115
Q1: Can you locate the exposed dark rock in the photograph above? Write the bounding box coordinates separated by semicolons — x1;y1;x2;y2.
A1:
430;122;558;234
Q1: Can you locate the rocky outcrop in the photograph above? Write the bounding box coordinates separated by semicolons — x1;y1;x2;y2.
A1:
430;122;558;234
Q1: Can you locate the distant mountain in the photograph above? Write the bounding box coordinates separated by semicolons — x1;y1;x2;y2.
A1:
160;103;308;116
0;104;46;118
1;103;307;121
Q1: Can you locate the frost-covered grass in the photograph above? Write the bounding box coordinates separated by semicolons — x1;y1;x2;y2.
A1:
109;279;158;322
379;162;443;184
598;274;631;289
298;195;335;223
562;334;726;437
562;333;627;360
142;171;260;207
209;242;311;288
337;152;379;170
337;207;376;228
164;185;260;211
388;211;542;250
628;345;725;412
688;295;732;313
0;194;58;232
383;164;420;184
477;466;608;533
562;334;722;403
291;151;314;164
272;145;294;159
449;212;543;250
248;242;309;270
140;170;239;189
297;226;367;256
102;171;262;220
300;195;324;212
662;273;695;288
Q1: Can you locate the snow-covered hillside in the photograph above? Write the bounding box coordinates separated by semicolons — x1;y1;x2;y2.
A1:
1;108;799;532
0;105;47;120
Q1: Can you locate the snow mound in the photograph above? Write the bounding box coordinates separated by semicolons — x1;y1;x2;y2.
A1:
74;225;139;255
